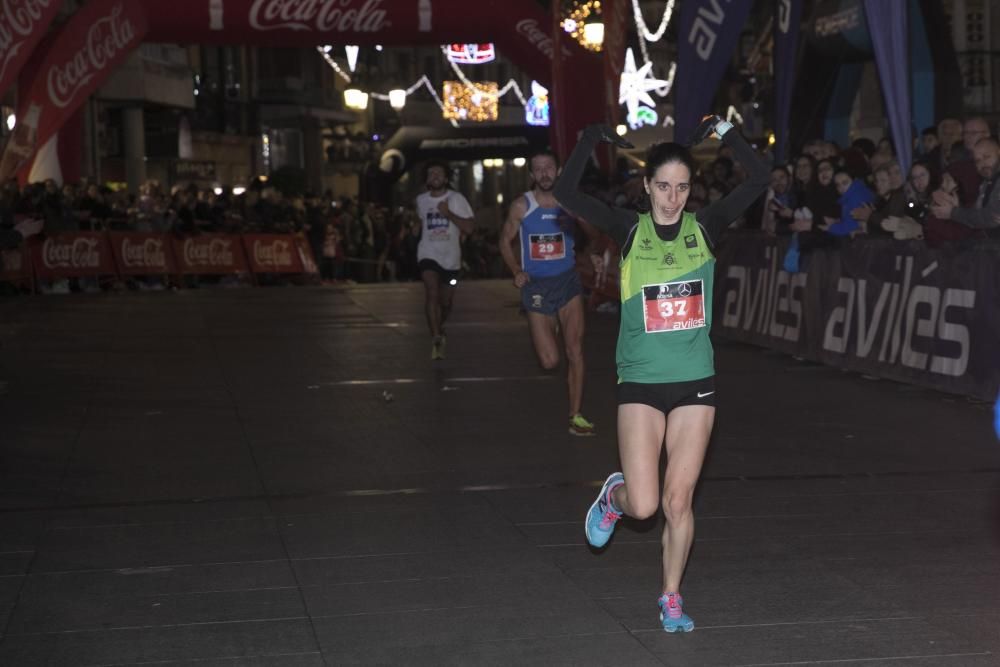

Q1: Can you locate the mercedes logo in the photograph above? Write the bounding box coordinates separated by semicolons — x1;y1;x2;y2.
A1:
678;283;692;297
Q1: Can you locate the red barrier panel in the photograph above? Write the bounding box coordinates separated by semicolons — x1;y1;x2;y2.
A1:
0;245;31;287
242;233;305;274
108;232;176;275
31;232;116;280
172;233;249;275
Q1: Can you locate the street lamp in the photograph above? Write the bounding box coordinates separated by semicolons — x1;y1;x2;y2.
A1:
389;89;406;109
344;88;369;110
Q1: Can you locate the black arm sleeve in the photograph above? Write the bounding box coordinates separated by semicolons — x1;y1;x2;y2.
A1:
696;128;770;245
0;228;22;250
553;129;638;247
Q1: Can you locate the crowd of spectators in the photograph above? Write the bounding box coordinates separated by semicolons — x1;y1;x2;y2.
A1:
2;115;997;293
0;176;507;288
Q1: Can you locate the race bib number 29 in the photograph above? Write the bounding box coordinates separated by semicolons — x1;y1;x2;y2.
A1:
529;233;565;261
642;280;706;333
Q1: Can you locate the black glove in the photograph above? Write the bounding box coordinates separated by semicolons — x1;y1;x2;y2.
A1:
690;114;728;145
585;124;634;149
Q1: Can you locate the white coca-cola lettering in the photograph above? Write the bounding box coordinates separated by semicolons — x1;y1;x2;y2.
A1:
249;0;389;33
42;237;101;269
183;238;234;266
515;18;571;60
253;240;292;267
121;237;166;268
0;0;52;82
46;4;136;109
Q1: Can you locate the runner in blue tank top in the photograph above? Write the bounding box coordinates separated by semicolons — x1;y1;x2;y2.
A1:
500;149;604;435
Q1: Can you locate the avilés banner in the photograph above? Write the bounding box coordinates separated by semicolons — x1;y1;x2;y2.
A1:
0;0;62;97
714;234;1000;400
674;0;754;143
0;0;148;181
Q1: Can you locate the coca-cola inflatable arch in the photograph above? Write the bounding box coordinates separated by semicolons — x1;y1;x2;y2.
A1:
0;0;606;183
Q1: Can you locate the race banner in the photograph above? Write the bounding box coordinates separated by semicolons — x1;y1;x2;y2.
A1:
714;234;1000;400
773;0;803;162
108;232;176;275
30;232;117;280
139;0;603;159
0;0;63;97
0;244;30;284
242;233;304;274
674;0;755;143
0;0;149;181
172;233;249;275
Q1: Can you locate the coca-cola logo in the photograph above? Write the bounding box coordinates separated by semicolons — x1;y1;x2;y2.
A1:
253;240;292;268
183;238;234;267
121;237;166;268
46;3;136;109
0;0;53;83
515;18;572;60
43;237;101;269
249;0;389;33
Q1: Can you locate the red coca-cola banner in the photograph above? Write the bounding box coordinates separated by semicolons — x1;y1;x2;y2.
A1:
172;233;249;275
0;245;30;284
0;0;148;180
0;0;62;97
242;233;305;274
30;232;117;280
108;232;176;275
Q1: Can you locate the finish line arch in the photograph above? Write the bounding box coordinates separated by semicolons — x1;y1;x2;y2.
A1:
1;0;605;184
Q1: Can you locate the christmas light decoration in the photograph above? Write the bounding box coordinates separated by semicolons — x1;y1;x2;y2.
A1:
442;80;499;122
344;88;369;110
525;81;550;127
446;43;496;64
345;45;359;72
561;0;603;52
619;48;668;129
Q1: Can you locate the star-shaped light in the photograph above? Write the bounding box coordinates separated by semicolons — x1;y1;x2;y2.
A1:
618;48;668;122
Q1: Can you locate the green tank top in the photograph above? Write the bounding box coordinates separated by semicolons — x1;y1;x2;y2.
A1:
617;212;716;383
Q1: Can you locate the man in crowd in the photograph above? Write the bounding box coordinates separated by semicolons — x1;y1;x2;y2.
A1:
930;137;1000;237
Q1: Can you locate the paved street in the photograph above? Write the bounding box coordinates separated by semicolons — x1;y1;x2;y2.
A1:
0;280;998;666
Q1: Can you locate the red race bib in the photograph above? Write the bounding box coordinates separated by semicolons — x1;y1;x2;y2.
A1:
528;233;565;261
642;280;706;333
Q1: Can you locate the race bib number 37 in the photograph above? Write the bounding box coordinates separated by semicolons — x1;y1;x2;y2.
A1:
642;280;706;333
529;233;565;261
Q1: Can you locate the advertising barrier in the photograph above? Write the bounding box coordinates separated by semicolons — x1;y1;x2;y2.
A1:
0;231;318;286
713;234;1000;400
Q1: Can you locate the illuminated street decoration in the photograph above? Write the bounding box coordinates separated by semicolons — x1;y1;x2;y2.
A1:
525;80;550;126
445;43;496;64
619;48;668;129
561;0;603;52
442;80;499;122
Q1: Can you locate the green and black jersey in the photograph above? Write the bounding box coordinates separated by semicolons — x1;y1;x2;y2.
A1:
617;212;714;382
553;125;769;384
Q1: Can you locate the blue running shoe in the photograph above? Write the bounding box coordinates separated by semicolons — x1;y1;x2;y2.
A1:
658;592;694;633
585;472;624;548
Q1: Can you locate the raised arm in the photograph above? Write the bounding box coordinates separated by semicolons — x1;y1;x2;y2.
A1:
694;119;770;244
553;125;638;247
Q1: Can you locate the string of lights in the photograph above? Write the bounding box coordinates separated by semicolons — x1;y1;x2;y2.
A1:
317;46;352;84
630;0;675;43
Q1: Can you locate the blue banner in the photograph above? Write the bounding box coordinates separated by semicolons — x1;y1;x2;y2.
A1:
863;0;912;172
773;0;803;162
675;0;754;144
